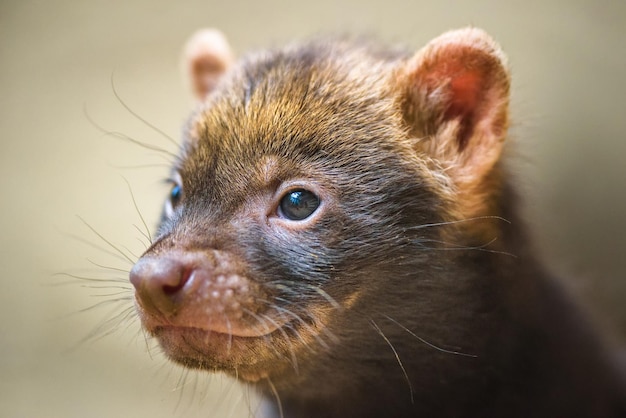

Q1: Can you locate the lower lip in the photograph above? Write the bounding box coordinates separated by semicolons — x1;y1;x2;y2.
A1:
153;325;263;343
153;325;270;359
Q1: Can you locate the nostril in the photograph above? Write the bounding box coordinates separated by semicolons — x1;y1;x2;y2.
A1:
163;267;193;295
129;256;193;315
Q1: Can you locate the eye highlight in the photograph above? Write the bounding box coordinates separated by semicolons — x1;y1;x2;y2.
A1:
279;189;320;221
163;178;183;220
170;183;183;207
164;172;184;207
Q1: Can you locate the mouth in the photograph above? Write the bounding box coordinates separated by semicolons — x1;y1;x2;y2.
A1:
154;325;254;355
150;323;292;378
137;297;335;381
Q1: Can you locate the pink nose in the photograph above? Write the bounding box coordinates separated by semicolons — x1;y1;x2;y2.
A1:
130;250;278;337
129;252;200;316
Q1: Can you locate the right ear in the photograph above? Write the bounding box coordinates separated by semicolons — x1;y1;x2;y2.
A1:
182;29;234;100
397;28;511;223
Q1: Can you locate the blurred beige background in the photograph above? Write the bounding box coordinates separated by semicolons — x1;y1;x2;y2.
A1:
1;0;625;417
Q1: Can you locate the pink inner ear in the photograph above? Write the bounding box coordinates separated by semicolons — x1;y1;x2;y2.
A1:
443;69;484;150
448;72;481;118
191;55;228;97
406;28;510;203
183;29;234;99
415;39;503;152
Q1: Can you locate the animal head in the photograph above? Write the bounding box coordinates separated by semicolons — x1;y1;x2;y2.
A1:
130;27;510;382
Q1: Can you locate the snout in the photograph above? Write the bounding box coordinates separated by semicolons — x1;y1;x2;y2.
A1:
129;250;272;337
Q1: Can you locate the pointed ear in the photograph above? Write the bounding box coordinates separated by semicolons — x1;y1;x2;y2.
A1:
182;29;234;100
401;28;510;192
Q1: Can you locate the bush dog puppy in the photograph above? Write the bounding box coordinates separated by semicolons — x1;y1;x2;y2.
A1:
129;28;626;417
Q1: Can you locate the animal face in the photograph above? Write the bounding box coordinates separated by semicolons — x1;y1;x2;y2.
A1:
130;28;510;383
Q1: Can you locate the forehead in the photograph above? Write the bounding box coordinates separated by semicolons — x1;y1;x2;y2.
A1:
180;41;412;193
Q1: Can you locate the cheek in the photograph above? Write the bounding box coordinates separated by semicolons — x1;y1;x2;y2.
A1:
254;225;337;281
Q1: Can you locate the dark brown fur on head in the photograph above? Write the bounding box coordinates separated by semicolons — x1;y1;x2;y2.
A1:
129;28;626;417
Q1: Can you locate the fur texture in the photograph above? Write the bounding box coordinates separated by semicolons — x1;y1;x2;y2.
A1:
129;28;626;417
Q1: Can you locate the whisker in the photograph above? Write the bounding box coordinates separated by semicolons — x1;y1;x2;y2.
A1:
240;308;291;365
61;230;130;264
280;310;325;349
204;374;229;416
120;244;141;261
224;313;233;353
72;304;137;348
77;216;135;264
370;319;414;404
133;225;151;245
273;296;339;344
114;306;141;334
259;312;299;375
51;272;128;285
247;381;265;418
123;176;153;244
139;327;155;360
225;382;248;418
416;237;518;258
110;73;180;149
240;307;274;335
77;297;134;315
178;370;199;413
310;285;342;310
173;366;192;413
83;104;178;158
84;259;130;274
264;301;330;350
266;377;284;418
406;215;511;230
263;334;289;363
88;290;133;297
270;282;342;311
381;314;477;358
135;233;149;251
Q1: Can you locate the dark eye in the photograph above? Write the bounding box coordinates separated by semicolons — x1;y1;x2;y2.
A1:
170;184;183;207
279;189;320;221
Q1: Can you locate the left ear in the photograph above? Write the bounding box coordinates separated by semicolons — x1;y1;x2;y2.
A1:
399;27;511;197
182;29;234;101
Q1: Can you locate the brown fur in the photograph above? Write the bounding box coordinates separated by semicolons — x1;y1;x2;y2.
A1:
129;28;626;417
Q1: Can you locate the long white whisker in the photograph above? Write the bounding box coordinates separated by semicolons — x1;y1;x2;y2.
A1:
270;304;330;350
83;102;178;158
259;313;299;375
312;286;342;310
110;74;180;149
370;318;414;404
123;176;153;244
417;237;517;257
381;314;477;358
266;377;284;418
52;272;129;285
77;216;135;264
406;215;511;230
